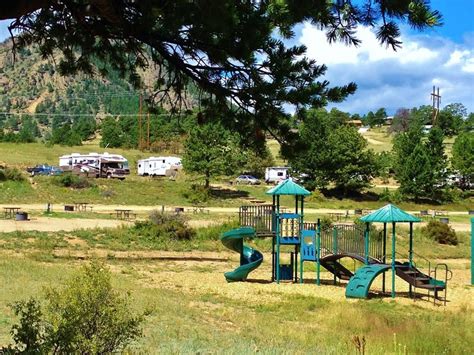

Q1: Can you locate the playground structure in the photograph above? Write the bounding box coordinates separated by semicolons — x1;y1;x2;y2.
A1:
221;179;451;303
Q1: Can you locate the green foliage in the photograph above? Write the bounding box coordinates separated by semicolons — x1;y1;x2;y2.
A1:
50;122;83;146
2;298;48;354
438;103;466;136
134;210;196;241
290;108;379;194
421;220;458;246
100;116;124;148
183;122;242;187
182;184;210;204
54;173;94;189
393;124;448;201
0;166;26;182
451;132;474;188
6;1;442;144
241;147;275;178
1;262;143;353
366;108;386;127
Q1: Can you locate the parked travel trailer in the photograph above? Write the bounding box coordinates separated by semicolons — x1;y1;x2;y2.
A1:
137;157;182;177
59;152;130;179
265;167;290;184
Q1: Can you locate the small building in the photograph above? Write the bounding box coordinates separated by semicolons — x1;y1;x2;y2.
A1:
265;167;290;184
347;119;363;127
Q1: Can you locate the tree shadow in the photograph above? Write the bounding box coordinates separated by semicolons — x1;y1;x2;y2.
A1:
209;187;250;200
321;188;380;202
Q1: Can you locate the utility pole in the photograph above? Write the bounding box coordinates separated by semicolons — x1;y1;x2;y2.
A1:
431;86;441;124
147;112;150;150
138;94;142;150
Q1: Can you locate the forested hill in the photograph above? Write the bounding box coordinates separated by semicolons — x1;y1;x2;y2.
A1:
0;40;197;147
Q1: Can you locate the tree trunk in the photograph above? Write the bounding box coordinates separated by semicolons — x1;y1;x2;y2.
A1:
205;171;210;189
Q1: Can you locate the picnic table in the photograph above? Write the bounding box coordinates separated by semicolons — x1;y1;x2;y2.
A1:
114;209;134;220
192;206;209;214
74;202;92;212
328;212;347;221
3;207;20;219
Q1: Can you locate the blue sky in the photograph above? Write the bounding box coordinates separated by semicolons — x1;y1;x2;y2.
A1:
0;1;473;115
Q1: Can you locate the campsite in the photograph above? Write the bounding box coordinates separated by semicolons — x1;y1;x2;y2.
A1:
0;1;473;353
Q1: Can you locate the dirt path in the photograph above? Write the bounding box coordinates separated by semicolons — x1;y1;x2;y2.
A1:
0;217;132;233
1;203;472;216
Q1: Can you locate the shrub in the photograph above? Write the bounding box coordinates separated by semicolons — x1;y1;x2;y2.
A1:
54;173;94;189
0;167;26;182
421;220;458;245
133;210;196;241
1;262;143;353
182;184;210;204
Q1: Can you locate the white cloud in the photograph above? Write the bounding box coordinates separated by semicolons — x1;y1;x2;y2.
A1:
298;23;474;114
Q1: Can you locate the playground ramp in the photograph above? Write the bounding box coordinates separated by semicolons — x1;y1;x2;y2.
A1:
345;262;447;299
221;227;263;282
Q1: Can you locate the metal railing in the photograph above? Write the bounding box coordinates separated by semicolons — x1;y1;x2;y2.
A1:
239;204;275;235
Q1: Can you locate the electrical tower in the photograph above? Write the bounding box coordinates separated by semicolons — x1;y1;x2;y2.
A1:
431;86;441;124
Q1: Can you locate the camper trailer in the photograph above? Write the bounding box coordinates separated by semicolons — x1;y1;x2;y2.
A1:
59;152;130;179
137;157;182;177
265;167;290;184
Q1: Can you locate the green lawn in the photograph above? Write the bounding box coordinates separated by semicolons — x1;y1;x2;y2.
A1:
0;247;472;353
1;142;472;212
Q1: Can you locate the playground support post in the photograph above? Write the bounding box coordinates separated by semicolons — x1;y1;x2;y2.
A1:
471;218;473;286
276;211;280;284
391;222;396;298
333;226;338;285
382;223;387;293
316;222;321;285
364;223;370;265
409;222;413;296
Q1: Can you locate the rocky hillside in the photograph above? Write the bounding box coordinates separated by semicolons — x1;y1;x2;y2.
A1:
0;39;196;144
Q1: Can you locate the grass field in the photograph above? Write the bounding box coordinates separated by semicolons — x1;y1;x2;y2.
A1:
1;141;473;212
0;229;472;353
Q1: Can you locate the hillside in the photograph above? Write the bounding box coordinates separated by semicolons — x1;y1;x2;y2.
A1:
0;40;196;146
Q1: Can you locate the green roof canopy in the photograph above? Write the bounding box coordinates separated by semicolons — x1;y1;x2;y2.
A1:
360;204;421;223
266;179;311;196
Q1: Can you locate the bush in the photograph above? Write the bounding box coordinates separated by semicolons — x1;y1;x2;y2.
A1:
133;210;196;241
0;167;26;182
54;173;94;189
1;262;143;353
182;184;210;204
421;220;458;245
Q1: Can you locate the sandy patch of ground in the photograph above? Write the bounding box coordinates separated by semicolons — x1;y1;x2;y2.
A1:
0;217;131;233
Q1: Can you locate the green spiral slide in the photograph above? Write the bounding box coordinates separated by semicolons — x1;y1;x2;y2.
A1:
221;227;263;282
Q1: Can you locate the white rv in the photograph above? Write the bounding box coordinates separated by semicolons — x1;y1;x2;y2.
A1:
137;157;182;177
265;167;290;184
59;152;130;179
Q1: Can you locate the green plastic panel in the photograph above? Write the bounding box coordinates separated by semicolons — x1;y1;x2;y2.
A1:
345;264;391;299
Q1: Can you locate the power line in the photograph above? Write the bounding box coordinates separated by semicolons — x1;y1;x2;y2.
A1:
0;112;172;117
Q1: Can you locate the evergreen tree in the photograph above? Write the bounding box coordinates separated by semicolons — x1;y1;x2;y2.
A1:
100;117;124;148
425;126;447;191
290;108;379;194
4;1;442;143
451;132;474;189
399;143;433;200
182;123;241;188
